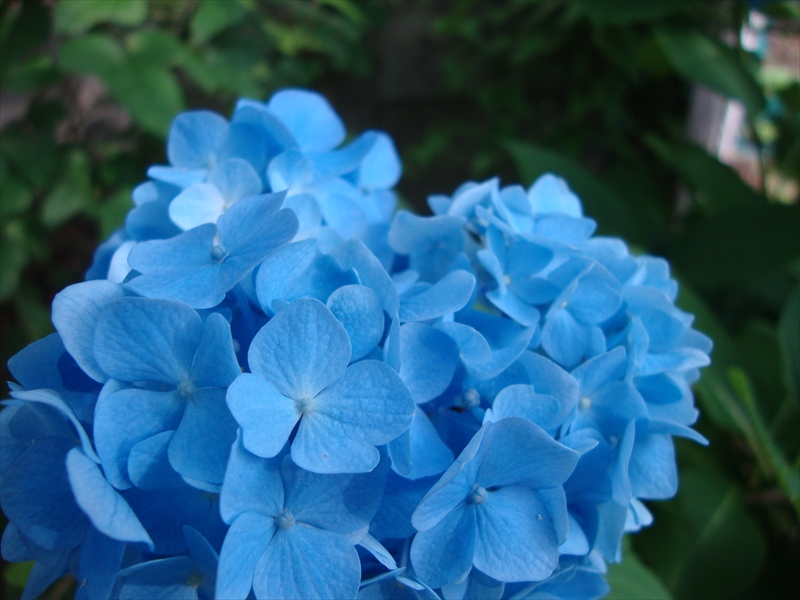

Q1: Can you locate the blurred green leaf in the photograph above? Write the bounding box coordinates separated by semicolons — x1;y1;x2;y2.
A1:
190;0;253;44
778;285;800;405
54;0;148;35
645;135;762;213
1;133;59;191
0;164;34;219
637;465;766;599
570;0;690;25
60;33;125;74
94;188;132;239
4;560;33;588
736;321;787;420
655;29;765;114
0;219;30;302
506;141;652;244
0;1;50;82
126;30;181;68
672;203;800;289
41;150;92;228
606;541;672;599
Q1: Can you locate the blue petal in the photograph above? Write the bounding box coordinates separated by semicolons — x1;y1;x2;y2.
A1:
209;158;262;203
52;281;127;383
128;431;185;490
216;512;276;600
118;556;197;600
541;309;590;369
255;239;318;315
227;373;300;459
399;270;476;322
66;448;153;547
292;360;414;473
167;110;228;169
147;165;207;189
267;89;346;152
528;174;582;218
220;433;284;523
406;409;454;480
356;131;401;189
628;432;677;499
74;528;126;600
168;183;226;230
248;298;351;399
327;285;385;361
94;298;203;385
370;472;435;540
473;486;559;582
190;313;241;388
330;239;399;316
253;526;360;600
93;388;185;489
399;323;459;404
490;385;566;432
411;503;477;589
168;388;237;485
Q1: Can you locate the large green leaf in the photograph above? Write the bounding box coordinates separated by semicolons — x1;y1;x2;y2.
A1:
778;285;800;404
606;542;672;599
569;0;691;25
190;0;253;44
60;34;124;75
506;141;653;244
655;29;765;114
41;150;92;228
54;0;148;35
636;465;766;599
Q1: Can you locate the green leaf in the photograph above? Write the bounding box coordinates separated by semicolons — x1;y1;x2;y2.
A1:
570;0;691;25
4;560;33;589
672;203;800;289
41;150;92;228
190;0;252;44
54;0;148;35
0;165;34;219
636;465;766;599
59;34;124;76
103;65;184;136
126;30;181;68
93;188;132;239
778;285;800;405
607;542;672;599
645;135;763;213
655;29;765;114
506;141;654;245
0;219;30;301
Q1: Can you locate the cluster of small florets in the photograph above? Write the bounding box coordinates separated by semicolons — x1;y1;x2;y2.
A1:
1;89;710;600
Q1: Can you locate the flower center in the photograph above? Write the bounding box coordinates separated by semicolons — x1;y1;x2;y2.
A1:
186;572;203;588
177;379;196;398
579;396;591;410
210;244;227;261
462;388;480;409
469;486;489;505
296;396;315;414
276;509;296;530
503;274;512;286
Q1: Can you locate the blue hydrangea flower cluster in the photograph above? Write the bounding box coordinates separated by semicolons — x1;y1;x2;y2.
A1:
1;89;711;600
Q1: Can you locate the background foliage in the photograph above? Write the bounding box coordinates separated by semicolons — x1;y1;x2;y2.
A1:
1;0;798;598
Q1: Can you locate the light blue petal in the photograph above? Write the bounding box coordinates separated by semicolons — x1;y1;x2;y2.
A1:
399;270;476;322
167;110;228;169
411;503;477;590
94;298;203;385
248;298;351;399
147;165;207;189
292;360;414;473
567;272;621;325
306;131;378;178
255;239;318;315
168;388;237;485
572;347;627;397
168;183;226;230
387;427;412;475
285;193;322;238
406;409;454;480
358;533;398;570
267;89;346;152
128;431;185;490
537;487;569;546
216;512;276;600
474;418;579;490
327;285;385;361
559;514;590;556
190;313;241;388
541;309;590;369
435;322;492;365
253;526;360;600
220;433;284;523
527;174;582;218
52;280;127;383
127;223;216;272
399;323;460;404
473;486;558;583
226;373;299;458
93;388;184;489
628;432;677;499
118;556;197;600
357;131;401;189
491;385;565;432
66;448;153;547
486;288;540;327
209;158;262;203
183;525;219;584
330;239;400;316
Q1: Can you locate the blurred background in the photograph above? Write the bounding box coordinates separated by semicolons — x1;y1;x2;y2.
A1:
0;0;798;598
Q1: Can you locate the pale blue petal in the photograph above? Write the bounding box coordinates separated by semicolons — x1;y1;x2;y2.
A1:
94;298;203;385
406;409;454;480
330;239;400;316
209;158;262;203
227;373;299;459
168;183;226;230
267;89;346;152
487;288;540;327
167;111;228;169
435;322;492;365
52;280;127;383
541;309;590;368
327;285;385;361
491;385;565;432
306;131;378;178
559;514;590;556
147;165;207;189
528;174;582;218
537;487;569;546
399;270;475;322
190;313;241;388
358;533;398;570
285;193;322;238
216;512;276;600
168;388;237;485
255;239;318;315
399;323;459;404
253;526;360;600
473;486;558;583
66;448;153;547
248;298;351;399
127;223;216;271
411;503;477;590
357;131;401;189
220;433;284;523
628;432;677;499
93;388;184;489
